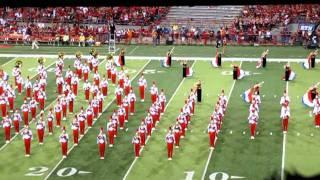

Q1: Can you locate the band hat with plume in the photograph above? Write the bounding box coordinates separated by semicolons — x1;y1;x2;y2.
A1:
75;51;82;58
37;57;46;65
15;60;23;68
58;52;64;58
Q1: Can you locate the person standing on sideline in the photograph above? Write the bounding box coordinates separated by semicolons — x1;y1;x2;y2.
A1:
31;37;39;50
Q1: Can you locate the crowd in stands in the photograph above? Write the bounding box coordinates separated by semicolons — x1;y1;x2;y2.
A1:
0;5;318;47
0;7;169;25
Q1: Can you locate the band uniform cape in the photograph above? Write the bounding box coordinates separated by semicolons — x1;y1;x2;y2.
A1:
302;88;317;108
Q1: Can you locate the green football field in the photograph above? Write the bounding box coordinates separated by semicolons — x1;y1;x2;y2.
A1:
0;45;319;180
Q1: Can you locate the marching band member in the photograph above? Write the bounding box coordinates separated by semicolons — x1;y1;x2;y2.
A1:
115;85;123;106
107;118;115;147
86;104;94;128
150;81;158;104
56;74;64;94
7;86;16;112
91;97;99;119
165;128;175;160
283;64;296;81
12;109;22;134
59;127;69;158
117;68;125;89
124;75;131;96
105;55;113;80
248;111;259;139
138;121;147;147
280;102;290;133
24;76;32;99
78;107;87;135
111;65;117;86
118;105;126;130
173;122;182;148
97;127;107;159
123;96;129;122
82;61;90;82
83;80;91;101
20;99;30;125
63;83;71;97
61;95;68;120
304;49;318;69
22;125;33;157
91;84;100;99
65;66;73;86
132;131;141;158
71;115;79;146
2;115;12;143
67;91;76;114
36;113;45;144
208;120;217;150
39;76;47;91
93;71;100;86
302;83;319;107
88;49;95;70
71;74;79;96
54;99;62;127
138;73;147;102
29;97;37;121
16;74;23;95
37;89;46;110
232;64;245;80
118;48;126;66
145;113;153;136
256;49;269;69
128;89;136;115
56;52;64;71
12;62;21;86
92;51;99;73
111;111;119;137
0;95;8;117
74;52;83;78
166;49;172;67
280;90;290;106
313;96;320;128
159;89;166;114
100;75;108;97
97;91;104;114
47;108;54;135
212;48;222;68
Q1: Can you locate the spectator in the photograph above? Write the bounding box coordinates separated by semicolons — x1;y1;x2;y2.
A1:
62;34;69;46
79;33;85;47
87;35;95;46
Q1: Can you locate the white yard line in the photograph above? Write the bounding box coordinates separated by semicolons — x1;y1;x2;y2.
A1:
128;46;139;55
44;60;151;180
1;57;18;67
123;61;197;180
201;61;242;180
281;62;290;180
0;61;57;152
0;54;306;62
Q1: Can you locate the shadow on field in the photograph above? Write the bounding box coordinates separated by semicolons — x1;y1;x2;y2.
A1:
267;171;320;180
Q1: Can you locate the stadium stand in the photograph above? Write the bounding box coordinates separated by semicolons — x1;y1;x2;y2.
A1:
0;5;318;46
